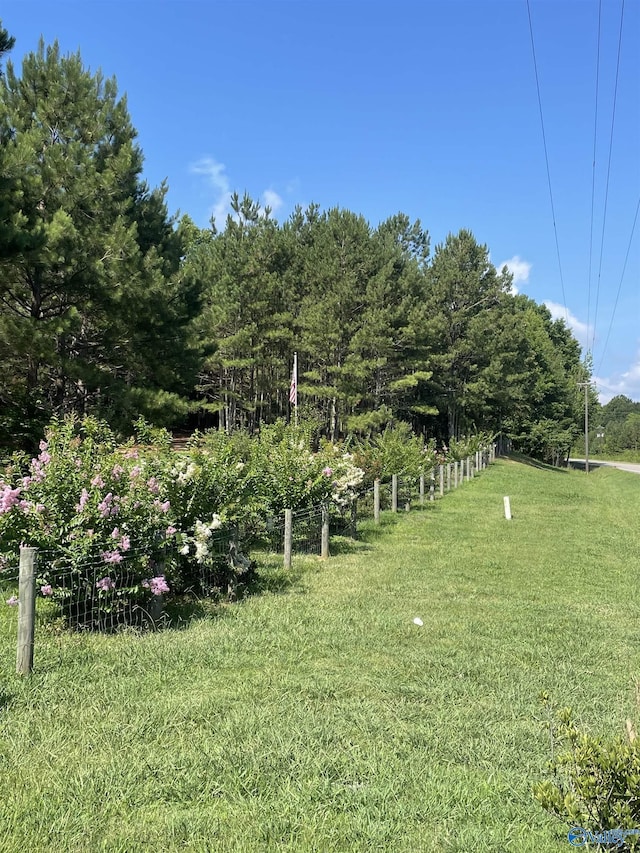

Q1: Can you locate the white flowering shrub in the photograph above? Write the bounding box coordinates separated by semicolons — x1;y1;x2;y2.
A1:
247;422;365;518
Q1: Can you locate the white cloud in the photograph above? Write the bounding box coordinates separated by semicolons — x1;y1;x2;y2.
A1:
190;157;289;226
497;255;532;295
543;300;593;350
262;188;283;214
190;156;232;227
594;349;640;403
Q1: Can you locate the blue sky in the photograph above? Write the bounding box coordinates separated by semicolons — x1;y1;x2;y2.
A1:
4;0;640;402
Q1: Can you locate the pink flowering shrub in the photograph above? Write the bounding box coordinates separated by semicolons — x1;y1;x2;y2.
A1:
0;416;181;624
142;576;170;595
0;415;381;627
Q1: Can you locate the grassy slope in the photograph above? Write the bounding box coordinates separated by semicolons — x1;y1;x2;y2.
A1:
0;459;638;852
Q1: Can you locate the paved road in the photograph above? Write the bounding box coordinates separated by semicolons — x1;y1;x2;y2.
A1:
569;458;640;475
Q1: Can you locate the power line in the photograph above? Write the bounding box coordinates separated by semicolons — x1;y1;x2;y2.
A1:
595;193;640;379
591;0;626;355
526;0;569;325
586;0;602;353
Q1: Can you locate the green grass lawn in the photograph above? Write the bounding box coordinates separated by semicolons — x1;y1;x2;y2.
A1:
0;458;638;852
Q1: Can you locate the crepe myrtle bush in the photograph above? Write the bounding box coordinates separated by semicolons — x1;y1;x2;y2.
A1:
0;416;237;619
352;422;438;485
164;427;258;532
444;431;494;462
0;416;367;619
248;420;365;517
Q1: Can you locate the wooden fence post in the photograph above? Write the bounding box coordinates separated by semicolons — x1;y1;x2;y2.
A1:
149;559;165;622
284;509;292;570
16;546;37;676
419;473;425;507
350;499;358;538
446;462;451;492
392;474;398;512
439;464;444;496
454;461;458;488
321;502;330;559
151;593;164;623
374;478;380;524
429;470;435;502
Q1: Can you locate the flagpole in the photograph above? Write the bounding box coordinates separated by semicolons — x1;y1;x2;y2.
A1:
293;352;298;426
289;352;298;427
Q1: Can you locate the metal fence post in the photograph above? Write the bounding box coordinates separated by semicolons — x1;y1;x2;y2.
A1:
16;546;37;676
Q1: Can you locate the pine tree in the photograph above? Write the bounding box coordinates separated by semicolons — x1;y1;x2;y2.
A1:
421;229;510;438
0;39;201;446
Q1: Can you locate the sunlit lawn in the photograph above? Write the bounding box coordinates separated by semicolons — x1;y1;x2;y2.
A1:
0;458;638;852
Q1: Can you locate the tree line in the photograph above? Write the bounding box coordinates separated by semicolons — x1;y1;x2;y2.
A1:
0;24;592;460
587;395;640;455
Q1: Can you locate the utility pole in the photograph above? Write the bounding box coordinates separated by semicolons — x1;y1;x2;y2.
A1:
577;381;590;474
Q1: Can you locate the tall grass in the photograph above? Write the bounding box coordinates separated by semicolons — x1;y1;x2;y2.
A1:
0;458;638;852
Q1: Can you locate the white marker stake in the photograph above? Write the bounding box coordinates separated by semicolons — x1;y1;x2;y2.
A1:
503;496;512;520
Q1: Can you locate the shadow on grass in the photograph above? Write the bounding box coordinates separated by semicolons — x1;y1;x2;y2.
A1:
327;535;374;555
567;460;608;472
159;512;409;625
163;596;227;628
0;685;13;710
161;555;309;627
248;554;307;596
506;452;570;473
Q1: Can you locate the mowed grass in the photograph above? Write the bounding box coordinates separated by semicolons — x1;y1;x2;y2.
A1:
0;459;638;852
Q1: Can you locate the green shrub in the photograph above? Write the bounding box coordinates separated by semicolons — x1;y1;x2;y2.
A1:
534;699;640;850
352;422;436;484
248;420;364;516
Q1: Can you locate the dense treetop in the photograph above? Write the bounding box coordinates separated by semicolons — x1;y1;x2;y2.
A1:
0;25;592;462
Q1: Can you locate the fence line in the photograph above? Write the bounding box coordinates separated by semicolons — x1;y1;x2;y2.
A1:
3;445;497;672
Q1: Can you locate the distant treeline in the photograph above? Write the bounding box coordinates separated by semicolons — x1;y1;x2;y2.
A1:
0;23;592;460
588;396;640;454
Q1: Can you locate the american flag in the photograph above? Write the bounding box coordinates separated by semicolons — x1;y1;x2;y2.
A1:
289;353;298;406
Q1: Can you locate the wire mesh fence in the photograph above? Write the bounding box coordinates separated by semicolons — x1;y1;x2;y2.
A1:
36;550;162;632
4;447;496;663
0;559;19;608
4;532;245;637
